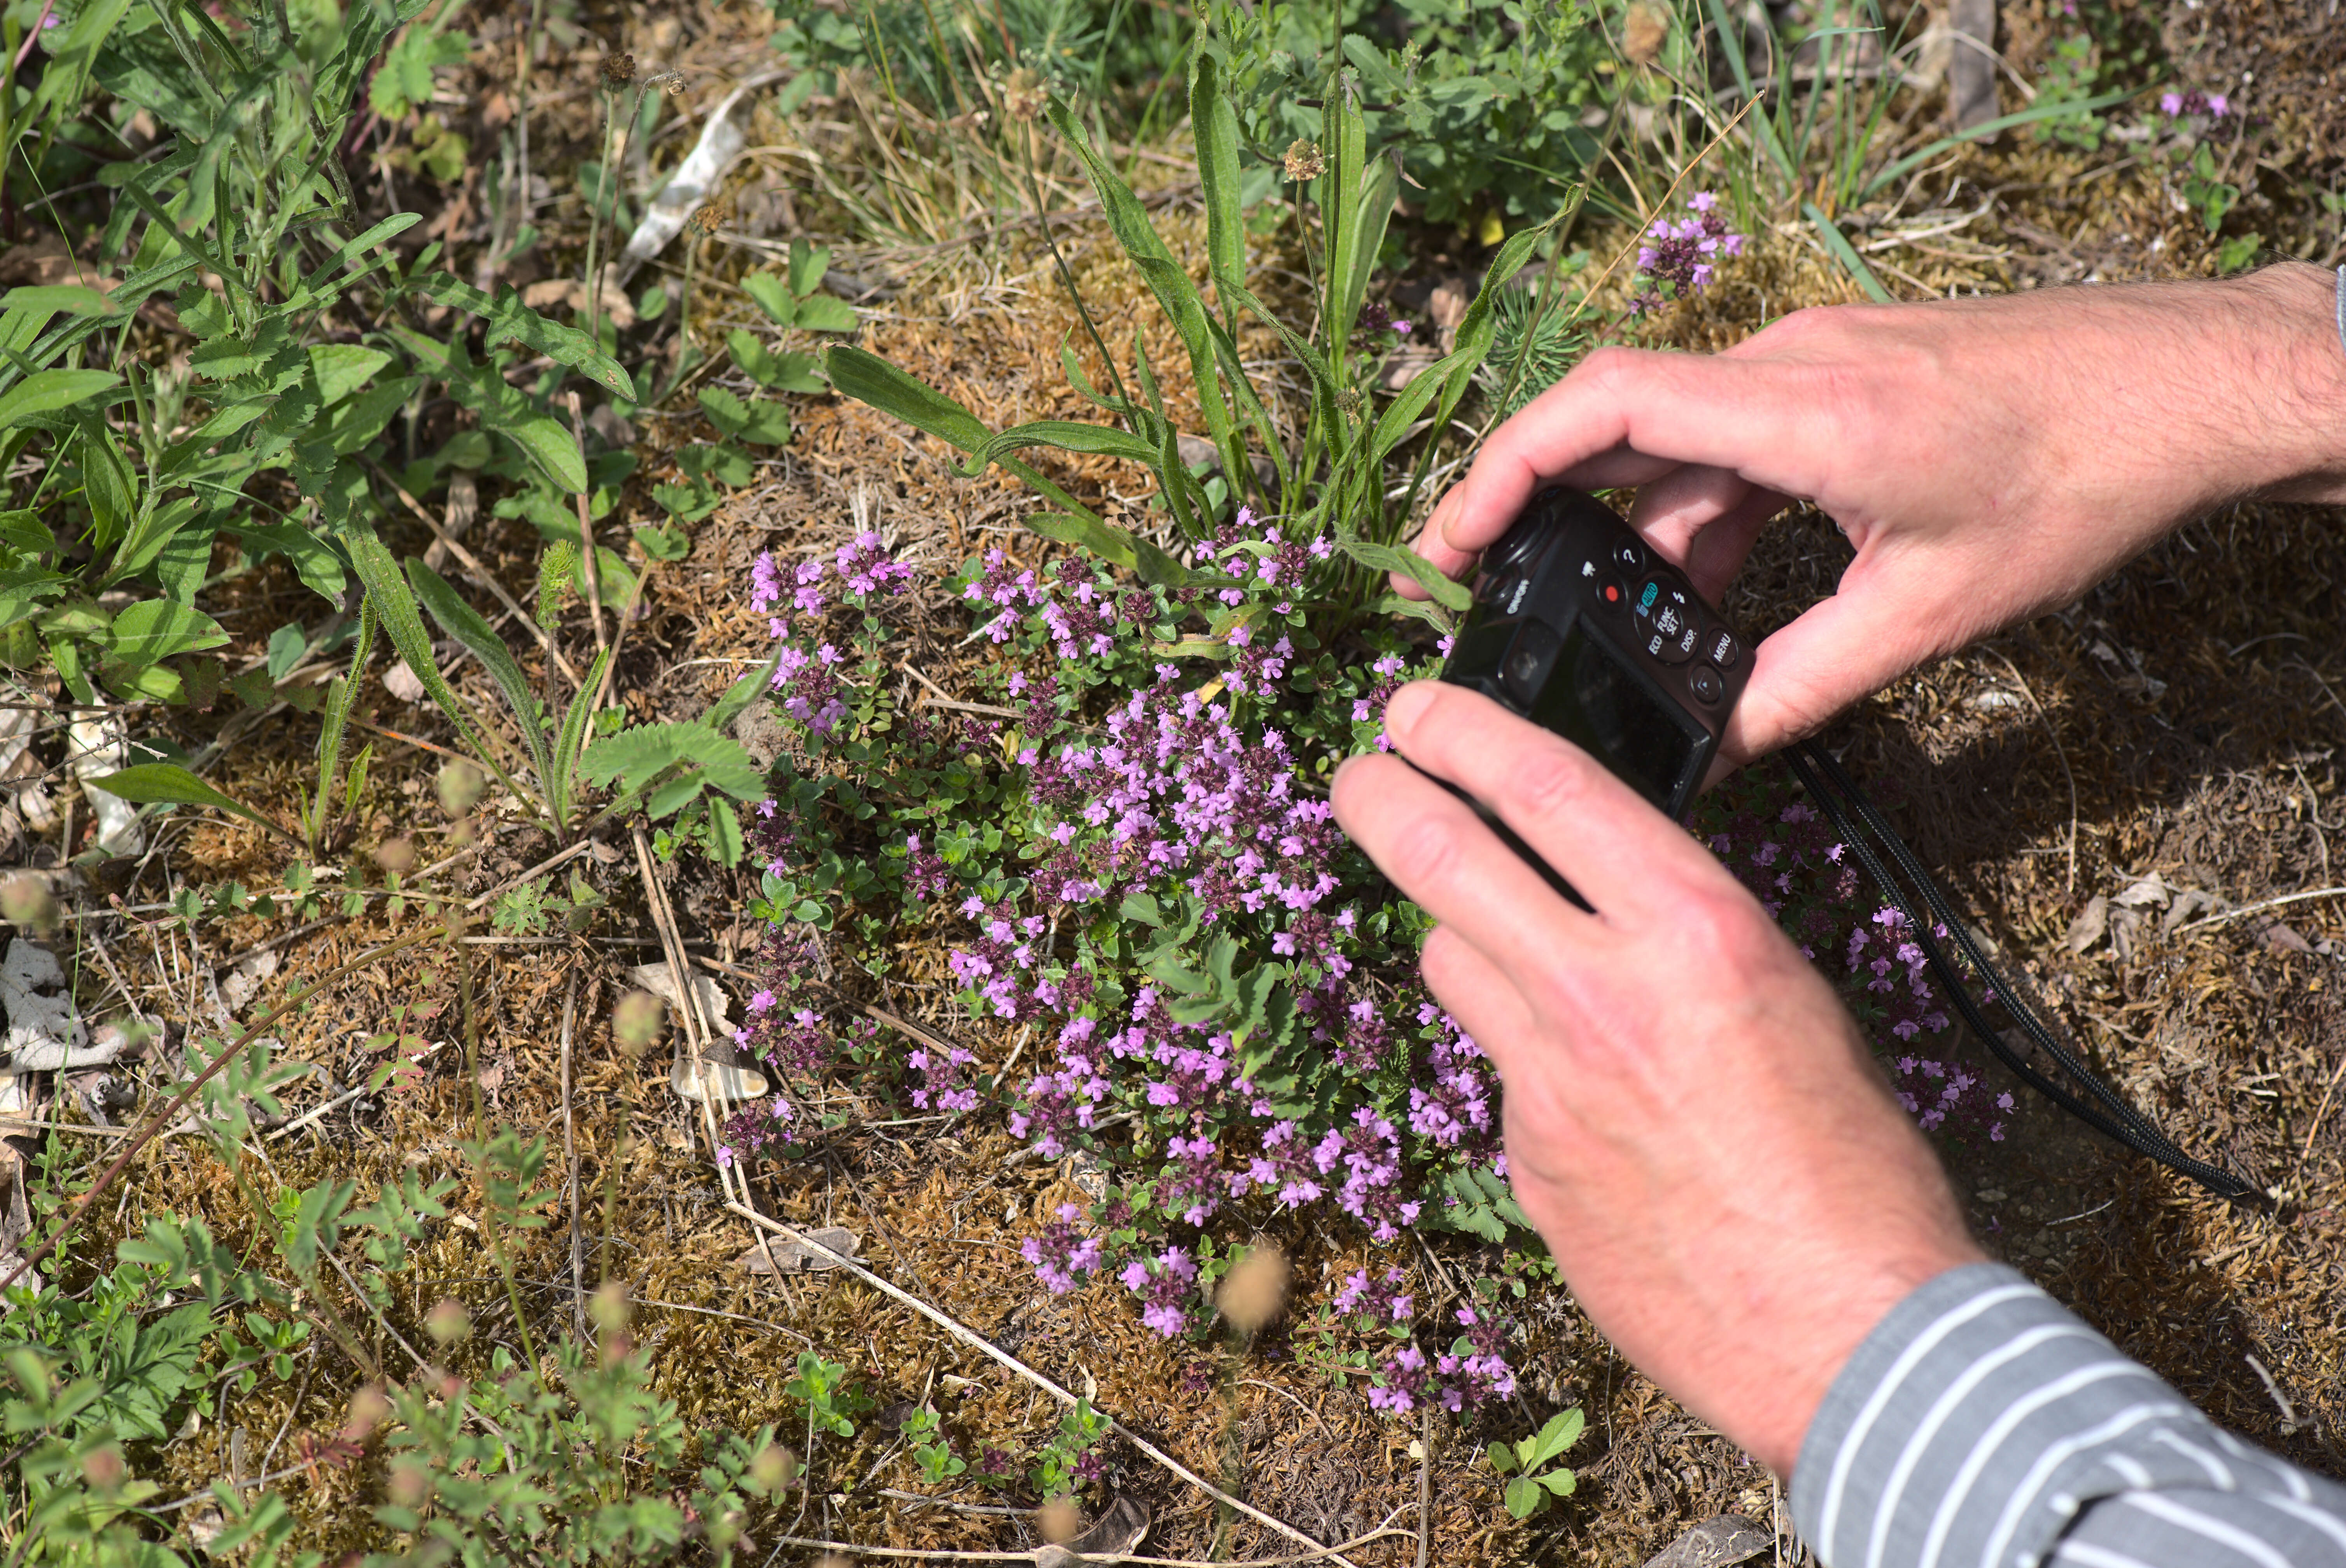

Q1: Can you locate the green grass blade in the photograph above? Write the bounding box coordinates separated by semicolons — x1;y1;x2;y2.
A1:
1704;0;1795;182
1859;87;2139;200
1802;203;1893;303
957;420;1161;477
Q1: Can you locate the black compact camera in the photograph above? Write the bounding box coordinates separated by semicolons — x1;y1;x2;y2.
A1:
1437;486;1750;900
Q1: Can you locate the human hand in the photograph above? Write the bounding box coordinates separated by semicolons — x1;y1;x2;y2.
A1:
1331;680;1983;1474
1405;262;2346;767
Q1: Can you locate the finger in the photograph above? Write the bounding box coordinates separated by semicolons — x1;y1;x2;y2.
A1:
1416;924;1541;1080
1624;466;1795;601
1376;680;1725;921
1331;750;1601;987
1716;579;1957;766
1436;348;1829;564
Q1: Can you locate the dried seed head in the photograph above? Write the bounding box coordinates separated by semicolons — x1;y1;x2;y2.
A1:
686;201;727;236
613;989;665;1055
1282;138;1325;182
591;1278;633;1337
343;1384;391;1441
80;1446;125;1490
601;53;636;91
1216;1244;1290;1337
647;68;687;94
1621;2;1669;65
424;1298;472;1344
1001;66;1047;123
0;872;57;935
373;836;416;875
1038;1496;1082;1543
748;1442;800;1497
388;1458;433;1508
436;758;485;818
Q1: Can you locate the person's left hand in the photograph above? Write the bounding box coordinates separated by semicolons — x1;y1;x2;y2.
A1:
1332;679;1982;1474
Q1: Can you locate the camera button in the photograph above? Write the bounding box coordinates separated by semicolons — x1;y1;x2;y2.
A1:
1598;576;1627;611
1689;664;1725;705
1636;579;1699;665
1611;538;1646;573
1707;628;1740;669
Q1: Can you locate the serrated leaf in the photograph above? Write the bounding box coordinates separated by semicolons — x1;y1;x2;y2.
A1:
794;295;859;334
741;272;798;328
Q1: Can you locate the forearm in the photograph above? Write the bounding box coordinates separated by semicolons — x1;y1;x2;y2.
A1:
1791;1263;2346;1568
2227;261;2346;507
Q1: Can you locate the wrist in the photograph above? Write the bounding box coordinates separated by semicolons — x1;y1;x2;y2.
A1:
2209;261;2346;505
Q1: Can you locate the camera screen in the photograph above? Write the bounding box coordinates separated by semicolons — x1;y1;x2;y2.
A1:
1527;620;1708;810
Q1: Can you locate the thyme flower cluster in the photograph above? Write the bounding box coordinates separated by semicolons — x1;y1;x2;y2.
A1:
1630;191;1747;317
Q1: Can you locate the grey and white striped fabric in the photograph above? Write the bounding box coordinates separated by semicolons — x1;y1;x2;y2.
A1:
1790;1263;2346;1568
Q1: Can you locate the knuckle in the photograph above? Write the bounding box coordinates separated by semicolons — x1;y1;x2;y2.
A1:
1498;741;1595;828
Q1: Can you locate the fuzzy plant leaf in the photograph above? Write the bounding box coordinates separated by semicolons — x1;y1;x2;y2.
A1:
404;558;556;814
408;271;636;399
89;763;293;843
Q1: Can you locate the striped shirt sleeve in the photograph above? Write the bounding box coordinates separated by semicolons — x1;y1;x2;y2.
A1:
1788;1262;2346;1568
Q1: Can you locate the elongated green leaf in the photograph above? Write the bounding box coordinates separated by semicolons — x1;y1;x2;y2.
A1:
1340;156;1399;344
1704;0;1796;182
89;763;292;842
335;517;528;808
0;286;117;318
404;559;555;808
825;345;991;451
408;271;635;399
310;598;375;849
490;410;589;494
1189;50;1245;316
1432;224;1546;430
958;420;1160;477
1026;511;1193;588
1803;204;1893;303
1860;87;2136;200
1223;278;1347;464
706;647;783;735
549;646;613;827
1046;97;1251;493
0;368;119;429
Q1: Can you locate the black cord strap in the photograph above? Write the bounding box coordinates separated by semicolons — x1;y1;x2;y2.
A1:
1784;740;2262;1206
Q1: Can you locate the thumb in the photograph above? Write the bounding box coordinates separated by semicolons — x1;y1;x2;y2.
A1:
1717;589;1937;766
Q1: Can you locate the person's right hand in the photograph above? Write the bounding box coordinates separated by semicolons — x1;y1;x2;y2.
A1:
1406;261;2346;768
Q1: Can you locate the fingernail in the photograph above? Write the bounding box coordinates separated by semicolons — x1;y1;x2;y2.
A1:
1384;679;1438;740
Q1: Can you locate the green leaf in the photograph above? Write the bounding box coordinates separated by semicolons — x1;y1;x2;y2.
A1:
0;511;47;555
0;285;117;318
787;238;832;299
1541;1468;1577;1496
492;411;589;494
308;345;394;406
728;330;826;393
741;271;799;328
1802;203;1893;304
1485;1441;1515;1474
88;763;291;842
405;559;556;817
580;721;764;807
825;345;991;452
0;368;119;429
794;296;860;334
407;271;635;399
1118;890;1164;928
957;419;1160;477
105;600;227;665
336;516;526;807
1025;510;1192;588
1503;1475;1546;1519
1189;50;1245;318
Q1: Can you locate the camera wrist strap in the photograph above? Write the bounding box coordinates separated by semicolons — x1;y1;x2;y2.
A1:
1784;740;2261;1206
